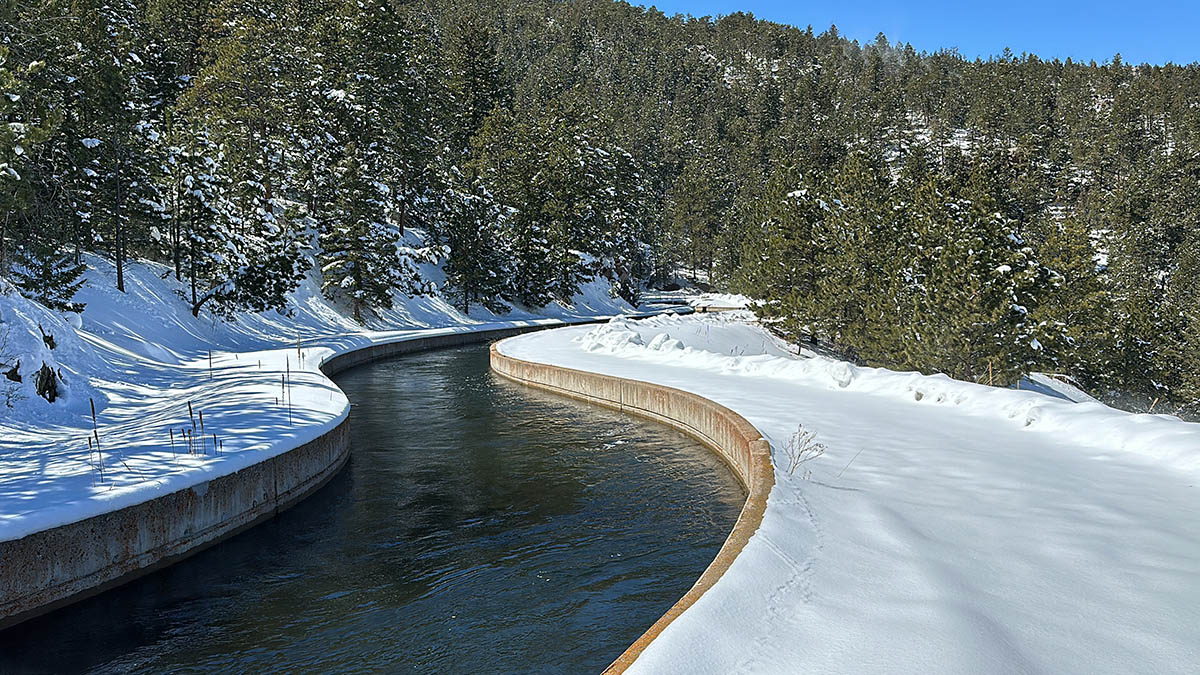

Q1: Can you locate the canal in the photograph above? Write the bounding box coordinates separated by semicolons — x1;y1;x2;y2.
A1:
0;344;743;673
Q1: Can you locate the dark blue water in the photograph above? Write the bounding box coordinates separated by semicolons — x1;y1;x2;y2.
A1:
0;344;742;674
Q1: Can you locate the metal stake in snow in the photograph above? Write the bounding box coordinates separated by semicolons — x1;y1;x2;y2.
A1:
286;358;293;425
89;398;103;482
838;448;867;478
282;374;291;425
209;350;213;379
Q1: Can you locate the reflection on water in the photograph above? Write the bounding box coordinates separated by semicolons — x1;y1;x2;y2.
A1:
0;345;743;674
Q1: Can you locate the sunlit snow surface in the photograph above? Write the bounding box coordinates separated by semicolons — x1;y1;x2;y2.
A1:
0;237;640;542
500;314;1200;674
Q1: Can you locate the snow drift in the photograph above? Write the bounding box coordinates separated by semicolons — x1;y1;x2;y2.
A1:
575;314;1200;474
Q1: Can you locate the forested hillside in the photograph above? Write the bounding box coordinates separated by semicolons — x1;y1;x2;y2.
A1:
3;0;1199;414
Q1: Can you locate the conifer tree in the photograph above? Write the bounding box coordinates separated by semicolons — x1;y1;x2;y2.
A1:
737;164;829;342
441;175;509;314
1029;212;1107;383
665;156;727;283
444;14;508;157
0;30;57;275
809;149;900;363
318;150;411;323
896;170;1047;382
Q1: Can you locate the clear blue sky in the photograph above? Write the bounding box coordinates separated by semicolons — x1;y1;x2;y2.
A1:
638;1;1197;65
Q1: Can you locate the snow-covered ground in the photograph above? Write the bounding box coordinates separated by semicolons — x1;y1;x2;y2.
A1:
499;313;1200;674
688;292;753;310
0;237;650;542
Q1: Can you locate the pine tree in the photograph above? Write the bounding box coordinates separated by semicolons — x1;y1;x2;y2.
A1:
471;106;558;307
180;0;310;315
10;237;86;311
809;148;900;364
1029;212;1107;384
895;167;1048;383
665;156;727;283
1099;154;1172;405
441;174;509;314
443;14;508;157
76;0;163;293
0;31;58;276
1174;228;1200;415
735;164;829;342
318;150;411;323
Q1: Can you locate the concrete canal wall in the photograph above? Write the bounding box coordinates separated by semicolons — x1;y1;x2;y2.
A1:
489;342;775;674
0;322;587;631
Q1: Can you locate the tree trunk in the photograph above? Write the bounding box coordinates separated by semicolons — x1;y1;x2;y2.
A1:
113;139;125;293
190;234;198;315
259;125;274;215
172;178;182;280
1;210;9;274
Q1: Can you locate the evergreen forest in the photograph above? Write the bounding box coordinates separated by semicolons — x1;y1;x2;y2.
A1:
4;0;1200;414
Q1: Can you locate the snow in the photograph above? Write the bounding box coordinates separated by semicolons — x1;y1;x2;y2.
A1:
499;314;1200;674
1021;372;1103;404
576;311;796;360
687;293;753;310
0;233;647;543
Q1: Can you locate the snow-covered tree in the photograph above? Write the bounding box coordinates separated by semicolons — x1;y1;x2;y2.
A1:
318;151;412;323
441;175;509;314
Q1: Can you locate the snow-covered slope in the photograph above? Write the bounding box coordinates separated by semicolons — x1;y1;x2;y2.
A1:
572;314;1199;473
0;239;639;542
0;278;109;422
577;311;797;359
500;314;1200;674
687;292;753;310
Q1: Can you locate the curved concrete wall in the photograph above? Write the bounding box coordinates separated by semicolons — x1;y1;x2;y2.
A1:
0;322;590;631
489;343;774;673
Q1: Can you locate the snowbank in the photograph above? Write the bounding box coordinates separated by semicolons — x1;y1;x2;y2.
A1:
0;237;636;543
499;314;1200;674
576;311;796;360
573;314;1200;474
688;292;753;310
0;279;109;420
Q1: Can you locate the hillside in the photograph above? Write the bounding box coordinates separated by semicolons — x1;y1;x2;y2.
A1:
5;0;1200;414
0;232;635;540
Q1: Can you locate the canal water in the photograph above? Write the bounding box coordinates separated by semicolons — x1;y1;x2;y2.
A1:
0;345;743;673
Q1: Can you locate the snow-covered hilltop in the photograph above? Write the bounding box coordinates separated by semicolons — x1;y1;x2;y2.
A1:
499;313;1200;674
